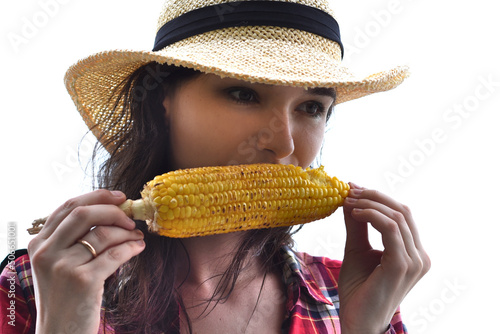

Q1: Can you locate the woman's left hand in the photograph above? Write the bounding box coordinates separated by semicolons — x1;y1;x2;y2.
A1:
338;183;431;334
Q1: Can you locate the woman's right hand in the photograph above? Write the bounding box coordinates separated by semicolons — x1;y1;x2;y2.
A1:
28;189;146;334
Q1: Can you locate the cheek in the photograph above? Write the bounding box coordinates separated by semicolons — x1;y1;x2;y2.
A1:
167;104;249;169
168;112;218;169
295;122;326;164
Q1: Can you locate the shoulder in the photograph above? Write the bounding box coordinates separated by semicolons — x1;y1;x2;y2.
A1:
281;246;342;324
1;249;36;332
281;246;343;304
1;249;28;272
283;246;342;279
1;249;34;297
294;250;342;270
1;249;32;283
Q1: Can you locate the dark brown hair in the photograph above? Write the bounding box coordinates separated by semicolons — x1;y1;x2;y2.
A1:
94;63;299;333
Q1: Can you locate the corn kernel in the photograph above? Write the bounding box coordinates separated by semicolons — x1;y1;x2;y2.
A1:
119;164;350;238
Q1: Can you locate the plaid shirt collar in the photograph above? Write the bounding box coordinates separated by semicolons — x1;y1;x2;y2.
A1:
282;246;336;308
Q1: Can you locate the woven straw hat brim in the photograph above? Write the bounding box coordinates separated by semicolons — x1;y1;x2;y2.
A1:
65;26;409;149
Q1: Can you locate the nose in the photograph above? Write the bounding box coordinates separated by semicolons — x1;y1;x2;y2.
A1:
256;107;295;161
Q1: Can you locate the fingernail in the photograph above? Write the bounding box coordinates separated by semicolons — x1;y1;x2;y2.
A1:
345;197;358;204
135;239;145;247
111;190;123;197
127;218;137;228
134;229;144;237
350;188;363;196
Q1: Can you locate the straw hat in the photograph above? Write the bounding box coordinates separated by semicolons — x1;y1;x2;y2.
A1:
65;0;409;150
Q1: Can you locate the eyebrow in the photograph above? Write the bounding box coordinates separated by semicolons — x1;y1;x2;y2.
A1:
307;87;337;101
216;76;337;102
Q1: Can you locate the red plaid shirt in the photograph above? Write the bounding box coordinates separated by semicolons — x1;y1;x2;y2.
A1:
280;247;406;333
1;248;406;333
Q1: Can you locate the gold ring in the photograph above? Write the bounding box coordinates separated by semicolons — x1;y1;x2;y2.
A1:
77;239;97;259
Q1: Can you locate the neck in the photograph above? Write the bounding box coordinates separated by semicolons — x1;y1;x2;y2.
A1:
176;232;263;292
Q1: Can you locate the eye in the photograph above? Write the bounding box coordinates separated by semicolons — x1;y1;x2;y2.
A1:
226;87;258;104
298;101;326;118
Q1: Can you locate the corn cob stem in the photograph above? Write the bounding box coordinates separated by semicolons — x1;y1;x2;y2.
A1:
119;199;152;221
27;201;151;235
27;164;349;237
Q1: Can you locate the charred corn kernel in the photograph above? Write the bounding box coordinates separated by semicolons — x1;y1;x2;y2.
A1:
116;163;349;238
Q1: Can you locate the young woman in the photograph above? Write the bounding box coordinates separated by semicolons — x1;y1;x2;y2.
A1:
1;0;430;333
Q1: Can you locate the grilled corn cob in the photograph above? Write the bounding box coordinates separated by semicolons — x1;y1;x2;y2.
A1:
27;164;349;237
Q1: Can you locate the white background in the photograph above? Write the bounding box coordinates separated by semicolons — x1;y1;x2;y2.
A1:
1;1;499;333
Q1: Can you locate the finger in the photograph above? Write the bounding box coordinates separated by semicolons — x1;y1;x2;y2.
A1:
349;187;426;252
68;227;144;263
82;239;146;282
39;189;127;237
343;201;371;252
349;208;407;264
343;182;372;252
348;186;431;282
344;195;419;261
51;204;136;249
